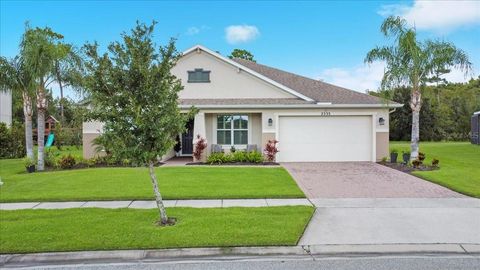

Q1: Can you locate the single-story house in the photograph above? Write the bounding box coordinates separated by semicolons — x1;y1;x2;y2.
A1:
83;45;402;162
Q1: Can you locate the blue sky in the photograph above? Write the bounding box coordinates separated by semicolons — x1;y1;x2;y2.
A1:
1;0;479;99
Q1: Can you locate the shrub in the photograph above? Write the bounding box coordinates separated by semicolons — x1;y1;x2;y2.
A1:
232;151;247;162
412;159;422;168
207;152;230;164
193;135;207;161
264;140;279;162
432;158;440;167
122;158;131;167
418;152;426;161
208;151;264;164
0;122;25;159
246;151;264;163
58;155;76;169
381;156;388;163
23;157;35;168
76;158;89;168
173;135;182;153
87;158;97;167
44;148;60;168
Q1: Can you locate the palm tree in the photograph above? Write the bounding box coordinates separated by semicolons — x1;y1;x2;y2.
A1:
0;56;35;159
365;16;471;160
21;26;77;170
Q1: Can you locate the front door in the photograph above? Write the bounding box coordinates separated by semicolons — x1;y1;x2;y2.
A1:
181;119;194;155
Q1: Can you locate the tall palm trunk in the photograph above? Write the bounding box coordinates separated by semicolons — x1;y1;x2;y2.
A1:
410;88;422;160
55;61;65;123
148;161;168;224
36;87;47;171
22;92;34;159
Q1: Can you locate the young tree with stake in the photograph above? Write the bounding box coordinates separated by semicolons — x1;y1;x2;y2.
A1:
83;22;195;225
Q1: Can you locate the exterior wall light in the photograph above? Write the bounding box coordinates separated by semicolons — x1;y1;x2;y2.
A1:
379;117;385;126
268;118;273;126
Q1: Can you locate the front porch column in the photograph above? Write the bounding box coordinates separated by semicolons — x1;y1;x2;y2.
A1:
192;112;207;162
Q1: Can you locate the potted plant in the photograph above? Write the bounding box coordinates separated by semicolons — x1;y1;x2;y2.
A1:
390;149;398;163
173;135;182;156
23;157;35;173
402;151;410;164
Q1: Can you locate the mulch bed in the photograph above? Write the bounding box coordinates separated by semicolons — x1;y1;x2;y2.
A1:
379;162;439;173
186;162;280;166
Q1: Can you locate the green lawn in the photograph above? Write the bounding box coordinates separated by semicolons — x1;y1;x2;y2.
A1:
0;206;314;254
0;159;305;202
390;142;480;198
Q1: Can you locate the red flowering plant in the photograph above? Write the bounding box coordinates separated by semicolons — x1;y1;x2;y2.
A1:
264;140;279;162
193;135;207;161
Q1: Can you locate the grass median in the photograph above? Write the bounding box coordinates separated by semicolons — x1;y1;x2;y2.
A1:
0;159;305;202
390;142;479;198
0;206;314;254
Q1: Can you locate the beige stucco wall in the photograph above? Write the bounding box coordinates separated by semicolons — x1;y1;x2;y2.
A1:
82;133;101;159
376;132;389;161
82;121;104;159
204;113;214;155
82;106;392;161
172;51;296;99
251;113;262;149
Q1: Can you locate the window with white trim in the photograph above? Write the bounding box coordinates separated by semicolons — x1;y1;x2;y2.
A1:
188;68;210;83
217;115;248;145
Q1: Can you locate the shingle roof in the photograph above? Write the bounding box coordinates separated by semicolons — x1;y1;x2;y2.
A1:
233;58;389;105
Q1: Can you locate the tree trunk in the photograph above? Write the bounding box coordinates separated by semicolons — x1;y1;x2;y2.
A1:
23;92;34;159
148;161;168;224
36;88;48;171
56;62;65;123
410;88;422;160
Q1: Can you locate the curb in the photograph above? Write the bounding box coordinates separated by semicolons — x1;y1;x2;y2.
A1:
1;244;479;267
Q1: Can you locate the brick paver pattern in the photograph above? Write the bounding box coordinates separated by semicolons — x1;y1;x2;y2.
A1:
282;162;465;199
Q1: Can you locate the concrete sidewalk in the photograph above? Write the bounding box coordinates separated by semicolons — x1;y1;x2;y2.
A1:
300;198;480;245
0;198;312;210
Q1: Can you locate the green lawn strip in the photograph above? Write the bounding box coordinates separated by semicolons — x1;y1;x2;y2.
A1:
390;142;480;198
0;163;305;202
0;206;314;254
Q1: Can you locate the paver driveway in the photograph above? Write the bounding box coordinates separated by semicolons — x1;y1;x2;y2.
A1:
282;162;464;199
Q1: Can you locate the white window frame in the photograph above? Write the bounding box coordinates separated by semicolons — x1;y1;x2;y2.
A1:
216;114;249;147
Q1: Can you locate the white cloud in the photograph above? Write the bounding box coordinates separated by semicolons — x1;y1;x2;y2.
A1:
439;67;478;83
186;27;200;35
225;25;260;44
185;25;210;36
318;62;386;92
378;0;480;32
318;62;477;92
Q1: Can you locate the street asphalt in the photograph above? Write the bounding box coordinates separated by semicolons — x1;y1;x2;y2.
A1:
7;255;480;270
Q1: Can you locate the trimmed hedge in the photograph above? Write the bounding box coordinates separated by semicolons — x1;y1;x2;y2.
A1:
207;151;264;164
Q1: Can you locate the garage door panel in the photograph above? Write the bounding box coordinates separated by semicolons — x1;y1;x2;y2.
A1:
277;116;372;162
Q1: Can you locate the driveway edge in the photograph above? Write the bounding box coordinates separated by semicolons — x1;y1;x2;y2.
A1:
1;244;479;267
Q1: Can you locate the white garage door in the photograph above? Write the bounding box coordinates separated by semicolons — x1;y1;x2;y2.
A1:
277;116;373;162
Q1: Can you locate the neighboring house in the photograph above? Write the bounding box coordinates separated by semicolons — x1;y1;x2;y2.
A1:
83;45;402;162
472;111;480;145
0;91;12;127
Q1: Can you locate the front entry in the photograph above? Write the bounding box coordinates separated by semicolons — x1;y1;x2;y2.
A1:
181;119;194;155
